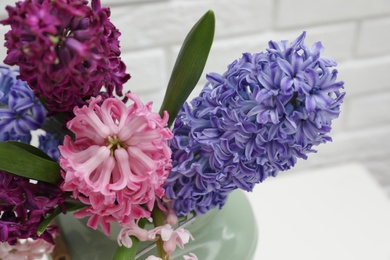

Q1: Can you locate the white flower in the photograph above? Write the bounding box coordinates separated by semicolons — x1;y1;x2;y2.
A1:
145;256;163;260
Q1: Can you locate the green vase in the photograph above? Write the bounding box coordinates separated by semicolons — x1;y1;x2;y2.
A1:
56;190;257;259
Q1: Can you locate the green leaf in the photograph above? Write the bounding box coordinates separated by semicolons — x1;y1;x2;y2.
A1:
37;203;86;236
0;141;61;184
6;141;54;161
113;241;139;260
159;10;215;127
152;206;168;259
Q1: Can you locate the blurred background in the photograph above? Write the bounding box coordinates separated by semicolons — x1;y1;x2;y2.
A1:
0;0;390;195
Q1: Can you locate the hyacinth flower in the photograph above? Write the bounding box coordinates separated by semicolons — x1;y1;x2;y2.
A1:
0;9;215;260
1;0;130;114
148;224;194;256
38;133;63;162
145;255;198;260
59;93;173;236
0;238;54;260
0;170;64;245
118;223;195;257
117;203;195;259
0;66;46;143
165;32;345;215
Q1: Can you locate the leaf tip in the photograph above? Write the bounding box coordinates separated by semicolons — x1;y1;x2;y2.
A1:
203;9;216;25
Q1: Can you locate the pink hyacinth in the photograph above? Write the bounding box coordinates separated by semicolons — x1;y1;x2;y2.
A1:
148;224;194;256
59;93;173;235
118;222;194;257
117;220;149;248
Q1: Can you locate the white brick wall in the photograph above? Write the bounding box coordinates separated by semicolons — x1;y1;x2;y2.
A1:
357;16;390;57
275;0;390;28
1;0;390;195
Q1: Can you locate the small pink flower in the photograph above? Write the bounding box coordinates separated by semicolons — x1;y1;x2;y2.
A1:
148;224;194;256
165;200;179;226
183;253;198;260
145;254;198;260
117;220;149;248
59;93;173;235
0;238;54;260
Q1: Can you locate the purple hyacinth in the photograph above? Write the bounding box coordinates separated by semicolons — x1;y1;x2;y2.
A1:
1;0;130;114
0;66;46;143
0;170;65;245
165;32;345;215
38;133;63;161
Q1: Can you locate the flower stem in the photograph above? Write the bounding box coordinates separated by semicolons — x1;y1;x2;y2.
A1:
151;206;169;260
113;237;140;260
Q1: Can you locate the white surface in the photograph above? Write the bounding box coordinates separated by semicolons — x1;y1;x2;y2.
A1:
247;162;390;260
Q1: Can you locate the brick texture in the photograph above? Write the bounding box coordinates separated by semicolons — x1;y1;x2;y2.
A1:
110;0;273;51
345;91;390;129
275;0;390;28
357;16;390;57
338;57;390;97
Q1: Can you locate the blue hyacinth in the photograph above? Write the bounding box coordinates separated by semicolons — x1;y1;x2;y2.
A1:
165;32;345;215
38;133;63;161
0;66;46;142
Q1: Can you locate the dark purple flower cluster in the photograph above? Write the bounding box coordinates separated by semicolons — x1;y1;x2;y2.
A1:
165;32;345;215
0;66;46;143
0;170;64;245
1;0;130;114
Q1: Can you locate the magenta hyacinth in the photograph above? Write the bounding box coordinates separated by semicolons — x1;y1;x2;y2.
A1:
1;0;130;114
0;170;64;245
59;93;173;235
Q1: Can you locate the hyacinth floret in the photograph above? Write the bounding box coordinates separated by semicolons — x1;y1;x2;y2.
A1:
0;237;54;260
59;93;173;236
38;133;63;162
0;170;64;245
0;66;46;142
165;32;345;215
1;0;130;114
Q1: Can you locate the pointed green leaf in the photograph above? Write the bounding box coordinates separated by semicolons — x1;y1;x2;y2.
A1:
113;240;139;260
0;141;61;184
159;10;215;127
6;141;54;161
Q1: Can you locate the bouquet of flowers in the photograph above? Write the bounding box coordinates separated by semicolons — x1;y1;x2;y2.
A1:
0;0;345;259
